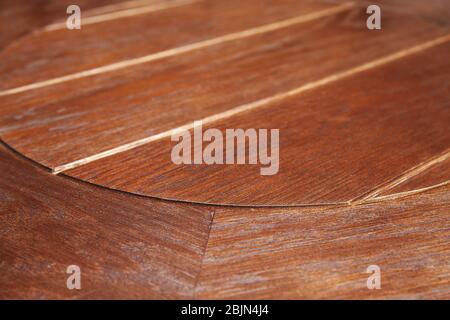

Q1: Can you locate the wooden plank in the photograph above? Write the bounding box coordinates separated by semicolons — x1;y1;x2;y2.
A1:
0;144;213;299
196;185;450;299
0;0;332;91
64;42;450;205
1;5;448;168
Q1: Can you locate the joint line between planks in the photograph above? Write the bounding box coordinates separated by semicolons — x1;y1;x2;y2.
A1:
0;2;355;97
51;33;450;174
349;148;450;205
193;207;215;299
44;0;205;31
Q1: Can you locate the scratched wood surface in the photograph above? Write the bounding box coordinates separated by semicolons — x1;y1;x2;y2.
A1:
0;0;449;299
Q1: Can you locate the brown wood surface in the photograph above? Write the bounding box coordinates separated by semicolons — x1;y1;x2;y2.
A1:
378;157;450;197
0;0;332;90
0;143;213;299
0;0;128;50
0;3;448;168
0;0;449;299
197;185;450;299
1;139;449;299
65;42;450;205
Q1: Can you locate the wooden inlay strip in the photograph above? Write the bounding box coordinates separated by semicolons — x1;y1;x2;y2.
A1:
0;0;130;50
369;156;450;201
63;42;450;205
0;2;354;97
366;180;450;203
353;148;450;203
53;34;450;174
44;0;205;31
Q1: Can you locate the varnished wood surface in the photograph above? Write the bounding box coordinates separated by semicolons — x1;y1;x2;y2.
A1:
0;0;449;299
66;42;450;205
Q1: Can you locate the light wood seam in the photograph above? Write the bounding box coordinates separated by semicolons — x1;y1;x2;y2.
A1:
44;0;205;31
51;34;450;174
3;133;444;208
350;148;450;204
73;0;187;17
0;2;355;97
363;180;450;203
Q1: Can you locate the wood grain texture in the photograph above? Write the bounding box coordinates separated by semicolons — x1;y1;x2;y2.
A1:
196;185;450;299
1;0;449;300
0;144;213;299
2;137;448;299
1;4;449;168
378;157;450;197
65;42;450;205
0;0;127;50
0;0;332;91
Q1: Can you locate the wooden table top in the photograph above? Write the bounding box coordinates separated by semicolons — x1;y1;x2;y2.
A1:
0;0;449;299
